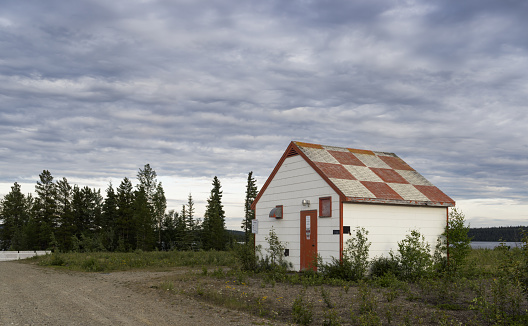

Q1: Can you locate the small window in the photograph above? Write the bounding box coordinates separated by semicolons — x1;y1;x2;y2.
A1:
319;197;332;217
269;205;283;219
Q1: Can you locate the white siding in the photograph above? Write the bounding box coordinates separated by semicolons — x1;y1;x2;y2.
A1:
255;155;341;271
342;203;447;260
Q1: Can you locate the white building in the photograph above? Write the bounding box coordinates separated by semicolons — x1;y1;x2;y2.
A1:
252;141;455;271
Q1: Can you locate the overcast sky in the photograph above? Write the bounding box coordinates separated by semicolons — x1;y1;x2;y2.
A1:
1;0;527;229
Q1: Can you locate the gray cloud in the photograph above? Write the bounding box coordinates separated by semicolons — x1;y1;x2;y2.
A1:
1;0;527;225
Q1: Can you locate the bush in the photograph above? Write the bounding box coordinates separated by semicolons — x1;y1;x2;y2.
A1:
370;256;400;278
394;230;432;281
292;291;313;325
319;227;371;281
434;208;472;275
235;238;257;271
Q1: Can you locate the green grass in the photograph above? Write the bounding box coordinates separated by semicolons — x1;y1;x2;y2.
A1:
33;250;238;272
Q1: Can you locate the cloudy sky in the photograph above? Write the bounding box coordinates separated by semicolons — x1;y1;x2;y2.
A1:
1;0;527;229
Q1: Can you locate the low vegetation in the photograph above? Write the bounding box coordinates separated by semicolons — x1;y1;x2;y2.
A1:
26;209;528;325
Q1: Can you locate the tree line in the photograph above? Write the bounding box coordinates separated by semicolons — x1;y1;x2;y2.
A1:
0;165;258;252
468;226;528;242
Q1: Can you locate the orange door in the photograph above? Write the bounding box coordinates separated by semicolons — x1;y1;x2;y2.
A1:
300;210;317;271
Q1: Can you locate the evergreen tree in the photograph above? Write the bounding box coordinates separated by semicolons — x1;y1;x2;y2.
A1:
202;176;226;250
242;171;258;245
133;186;155;251
161;210;177;250
184;193;197;250
0;182;31;250
55;178;75;251
152;182;167;248
102;183;118;250
33;170;58;250
116;177;135;250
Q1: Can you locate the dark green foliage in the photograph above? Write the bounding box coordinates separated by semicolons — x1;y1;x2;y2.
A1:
242;171;257;245
0;182;31;250
394;230;432;281
370;256;400;278
33;170;58;250
318;227;371;282
444;208;472;274
201;176;226;251
469;226;528;242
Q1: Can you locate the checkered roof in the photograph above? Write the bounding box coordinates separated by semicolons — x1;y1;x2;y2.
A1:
294;142;455;207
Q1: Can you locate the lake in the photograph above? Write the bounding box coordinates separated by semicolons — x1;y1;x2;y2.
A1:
470;241;524;249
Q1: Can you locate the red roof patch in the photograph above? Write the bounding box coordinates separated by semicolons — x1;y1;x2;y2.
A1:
414;185;454;204
314;162;356;180
379;156;414;171
328;150;366;166
370;168;409;184
361;181;404;200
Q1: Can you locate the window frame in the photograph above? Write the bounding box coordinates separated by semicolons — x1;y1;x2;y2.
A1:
319;197;332;217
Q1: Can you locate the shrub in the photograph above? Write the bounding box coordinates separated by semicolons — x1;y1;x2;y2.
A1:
319;227;371;281
370;256;400;279
435;208;472;275
235;237;257;271
394;230;432;281
292;291;313;325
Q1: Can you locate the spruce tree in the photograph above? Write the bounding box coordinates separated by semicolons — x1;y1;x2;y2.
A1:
102;183;118;250
116;177;135;250
55;178;75;251
153;182;167;248
0;182;30;250
33;170;58;250
242;171;258;245
202;176;226;250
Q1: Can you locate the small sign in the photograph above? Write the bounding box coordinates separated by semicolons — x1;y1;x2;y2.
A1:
333;230;340;235
252;220;258;234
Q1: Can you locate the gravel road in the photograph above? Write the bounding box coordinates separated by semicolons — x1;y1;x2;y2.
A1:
0;261;285;326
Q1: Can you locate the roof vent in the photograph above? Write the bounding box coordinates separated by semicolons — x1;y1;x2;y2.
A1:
286;147;299;157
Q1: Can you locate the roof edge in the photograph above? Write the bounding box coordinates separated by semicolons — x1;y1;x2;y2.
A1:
343;197;455;207
251;141;347;210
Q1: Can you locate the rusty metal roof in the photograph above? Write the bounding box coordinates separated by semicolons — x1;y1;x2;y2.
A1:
292;141;455;207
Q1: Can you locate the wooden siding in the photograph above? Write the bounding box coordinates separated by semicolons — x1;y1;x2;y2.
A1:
342;203;446;260
255;155;341;271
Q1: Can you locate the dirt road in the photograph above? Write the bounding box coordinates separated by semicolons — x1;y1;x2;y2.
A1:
0;261;284;326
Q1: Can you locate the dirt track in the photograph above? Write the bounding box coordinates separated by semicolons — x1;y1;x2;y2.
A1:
0;261;284;326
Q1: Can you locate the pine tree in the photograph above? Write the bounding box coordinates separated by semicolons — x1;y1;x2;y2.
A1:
134;186;155;251
33;170;58;250
242;171;258;245
184;193;196;250
153;182;167;249
0;183;31;250
202;176;226;250
102;183;118;250
116;177;135;250
55;177;75;251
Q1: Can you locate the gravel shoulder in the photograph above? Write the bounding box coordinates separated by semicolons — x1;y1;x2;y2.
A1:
0;261;285;326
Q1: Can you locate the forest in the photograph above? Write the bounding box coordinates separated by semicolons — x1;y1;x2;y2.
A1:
0;165;258;252
468;226;528;242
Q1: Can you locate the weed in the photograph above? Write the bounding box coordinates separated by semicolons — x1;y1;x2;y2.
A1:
292;291;313;325
320;286;333;308
322;308;341;326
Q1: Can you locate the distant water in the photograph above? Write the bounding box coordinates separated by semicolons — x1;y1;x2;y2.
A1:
470;241;524;249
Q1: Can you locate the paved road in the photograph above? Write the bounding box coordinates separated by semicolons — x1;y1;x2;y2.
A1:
0;261;283;326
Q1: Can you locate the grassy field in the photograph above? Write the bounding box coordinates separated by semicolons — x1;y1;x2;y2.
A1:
27;248;528;325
